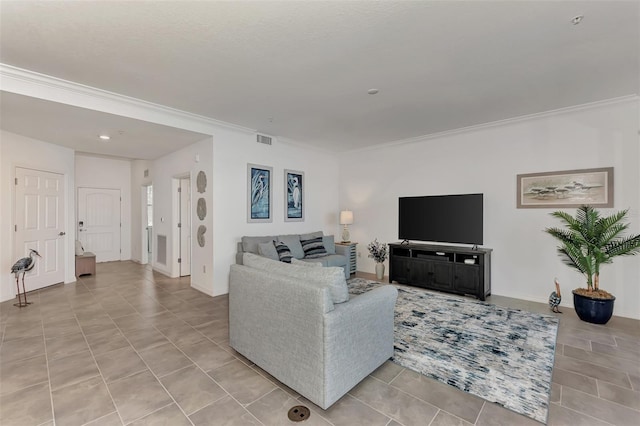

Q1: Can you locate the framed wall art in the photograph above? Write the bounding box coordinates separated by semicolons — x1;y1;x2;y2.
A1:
247;164;273;222
285;169;304;222
517;167;613;208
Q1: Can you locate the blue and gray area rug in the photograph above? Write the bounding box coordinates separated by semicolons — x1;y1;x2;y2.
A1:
348;278;559;424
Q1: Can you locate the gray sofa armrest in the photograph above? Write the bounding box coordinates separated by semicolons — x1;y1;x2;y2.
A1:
334;243;349;257
235;242;244;265
229;265;334;406
322;285;398;407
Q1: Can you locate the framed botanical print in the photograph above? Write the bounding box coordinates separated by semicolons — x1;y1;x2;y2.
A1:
247;164;273;222
285;169;304;222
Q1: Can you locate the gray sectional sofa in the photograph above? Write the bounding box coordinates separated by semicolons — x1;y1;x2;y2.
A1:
229;253;398;409
236;231;350;278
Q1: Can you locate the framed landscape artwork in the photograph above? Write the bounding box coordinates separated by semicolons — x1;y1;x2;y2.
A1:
247;164;273;222
285;169;304;222
517;167;613;208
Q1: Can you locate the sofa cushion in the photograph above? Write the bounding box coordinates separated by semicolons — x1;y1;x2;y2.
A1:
274;242;293;263
301;236;327;259
292;258;322;267
243;253;349;304
322;235;336;255
277;234;305;259
257;241;279;261
300;231;323;241
242;236;276;254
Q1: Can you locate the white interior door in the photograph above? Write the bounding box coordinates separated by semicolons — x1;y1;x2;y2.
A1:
78;187;121;262
179;178;191;277
15;167;65;292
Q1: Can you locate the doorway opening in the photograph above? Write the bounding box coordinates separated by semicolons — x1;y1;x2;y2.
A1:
177;177;191;277
141;185;153;265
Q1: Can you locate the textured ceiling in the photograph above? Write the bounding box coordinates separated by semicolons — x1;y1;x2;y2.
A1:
0;1;638;154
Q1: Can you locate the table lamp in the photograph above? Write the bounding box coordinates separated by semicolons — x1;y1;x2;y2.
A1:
339;210;353;243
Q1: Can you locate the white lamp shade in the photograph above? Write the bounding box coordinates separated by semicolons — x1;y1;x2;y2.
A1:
339;210;354;225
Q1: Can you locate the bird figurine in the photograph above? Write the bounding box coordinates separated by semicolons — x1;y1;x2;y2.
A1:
549;277;562;313
11;249;41;307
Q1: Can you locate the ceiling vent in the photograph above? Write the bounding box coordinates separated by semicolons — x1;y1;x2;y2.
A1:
256;134;273;145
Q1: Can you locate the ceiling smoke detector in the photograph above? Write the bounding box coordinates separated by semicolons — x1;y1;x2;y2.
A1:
367;89;379;95
571;15;584;25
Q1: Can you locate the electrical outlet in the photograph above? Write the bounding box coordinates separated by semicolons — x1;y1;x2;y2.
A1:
203;265;206;273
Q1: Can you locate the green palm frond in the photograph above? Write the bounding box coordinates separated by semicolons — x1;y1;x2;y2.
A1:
604;235;640;258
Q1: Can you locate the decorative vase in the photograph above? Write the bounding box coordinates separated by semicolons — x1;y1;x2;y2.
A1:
375;263;385;280
572;290;615;324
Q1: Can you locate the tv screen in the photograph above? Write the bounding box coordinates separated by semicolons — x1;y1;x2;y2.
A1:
398;194;483;245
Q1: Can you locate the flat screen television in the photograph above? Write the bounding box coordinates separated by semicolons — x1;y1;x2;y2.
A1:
398;193;483;245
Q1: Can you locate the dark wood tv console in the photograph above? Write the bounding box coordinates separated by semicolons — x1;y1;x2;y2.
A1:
389;243;492;300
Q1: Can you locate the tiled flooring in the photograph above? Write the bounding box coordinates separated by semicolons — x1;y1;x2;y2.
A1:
0;262;638;426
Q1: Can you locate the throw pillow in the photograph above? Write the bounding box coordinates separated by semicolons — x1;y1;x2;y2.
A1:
322;235;336;254
301;236;327;259
257;241;279;261
276;234;305;259
299;231;323;241
291;258;322;268
274;241;293;263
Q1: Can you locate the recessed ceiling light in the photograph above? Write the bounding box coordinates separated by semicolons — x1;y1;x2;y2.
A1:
99;135;110;140
367;89;379;95
571;15;584;25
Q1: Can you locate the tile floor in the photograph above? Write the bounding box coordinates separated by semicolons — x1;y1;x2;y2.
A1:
0;262;638;425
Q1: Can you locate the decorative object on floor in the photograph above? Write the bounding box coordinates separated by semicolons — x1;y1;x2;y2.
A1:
517;167;613;208
367;239;388;280
348;278;559;424
196;170;207;193
247;164;273;223
197;225;206;247
548;278;562;313
545;205;640;324
11;249;41;307
197;198;206;220
285;169;304;222
339;210;353;242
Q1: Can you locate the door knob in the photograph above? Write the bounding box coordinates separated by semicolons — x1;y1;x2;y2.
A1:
59;231;66;236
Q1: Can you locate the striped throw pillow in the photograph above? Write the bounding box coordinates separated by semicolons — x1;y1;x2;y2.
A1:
274;241;293;263
301;236;327;259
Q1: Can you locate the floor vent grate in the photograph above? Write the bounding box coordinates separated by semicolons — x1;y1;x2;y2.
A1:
287;405;310;422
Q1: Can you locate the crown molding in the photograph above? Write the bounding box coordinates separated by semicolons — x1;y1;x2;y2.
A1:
0;63;255;135
348;94;640;154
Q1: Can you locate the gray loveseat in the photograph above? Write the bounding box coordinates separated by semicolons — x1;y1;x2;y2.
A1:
229;253;398;409
236;231;350;278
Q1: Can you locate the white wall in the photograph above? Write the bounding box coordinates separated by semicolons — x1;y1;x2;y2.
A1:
131;159;152;263
75;154;132;261
0;131;76;302
151;138;213;292
339;99;640;319
212;129;341;296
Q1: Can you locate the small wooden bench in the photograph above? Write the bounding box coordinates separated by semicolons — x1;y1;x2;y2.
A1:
75;252;96;277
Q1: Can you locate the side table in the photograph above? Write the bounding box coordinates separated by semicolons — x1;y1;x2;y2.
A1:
76;252;96;277
335;242;357;276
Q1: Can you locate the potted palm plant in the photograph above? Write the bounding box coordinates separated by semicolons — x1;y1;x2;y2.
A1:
545;205;640;324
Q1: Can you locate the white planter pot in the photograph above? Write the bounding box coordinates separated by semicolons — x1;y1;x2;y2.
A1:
375;263;385;280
